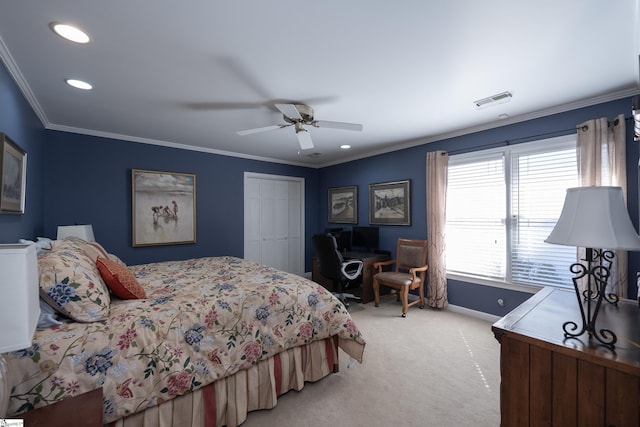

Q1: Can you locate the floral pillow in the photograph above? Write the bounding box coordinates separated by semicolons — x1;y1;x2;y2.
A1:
38;239;110;322
80;240;110;262
79;240;128;267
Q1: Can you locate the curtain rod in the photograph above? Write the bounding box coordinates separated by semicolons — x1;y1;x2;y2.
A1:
443;116;632;156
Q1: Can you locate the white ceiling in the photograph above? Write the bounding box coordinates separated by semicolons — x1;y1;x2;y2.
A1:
0;1;638;167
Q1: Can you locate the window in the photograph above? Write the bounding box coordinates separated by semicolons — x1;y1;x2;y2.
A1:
446;135;577;288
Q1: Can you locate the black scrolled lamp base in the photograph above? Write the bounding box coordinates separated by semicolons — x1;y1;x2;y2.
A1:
563;248;618;350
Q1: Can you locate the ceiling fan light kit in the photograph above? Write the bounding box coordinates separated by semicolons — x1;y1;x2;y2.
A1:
283;104;312;123
295;125;314;150
236;103;363;151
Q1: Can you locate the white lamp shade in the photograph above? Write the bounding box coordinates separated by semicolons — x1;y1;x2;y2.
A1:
57;224;94;241
545;186;640;250
0;244;40;353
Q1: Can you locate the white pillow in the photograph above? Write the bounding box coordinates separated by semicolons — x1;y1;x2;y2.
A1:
18;237;53;255
38;298;62;328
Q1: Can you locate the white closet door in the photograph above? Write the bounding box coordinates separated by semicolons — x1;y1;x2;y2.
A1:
259;179;289;272
244;172;304;275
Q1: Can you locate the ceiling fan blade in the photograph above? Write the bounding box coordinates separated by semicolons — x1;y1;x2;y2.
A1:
275;103;302;120
313;120;363;132
296;129;314;150
236;124;286;136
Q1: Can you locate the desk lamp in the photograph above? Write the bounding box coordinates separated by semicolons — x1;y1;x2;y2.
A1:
57;224;94;241
545;186;640;349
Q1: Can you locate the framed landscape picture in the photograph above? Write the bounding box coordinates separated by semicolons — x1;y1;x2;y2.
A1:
328;185;358;223
132;169;196;246
369;180;411;225
0;133;26;214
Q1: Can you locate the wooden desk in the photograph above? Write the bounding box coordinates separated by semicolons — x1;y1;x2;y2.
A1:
312;251;389;304
492;287;640;427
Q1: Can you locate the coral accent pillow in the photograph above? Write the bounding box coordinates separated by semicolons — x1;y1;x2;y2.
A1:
96;257;147;300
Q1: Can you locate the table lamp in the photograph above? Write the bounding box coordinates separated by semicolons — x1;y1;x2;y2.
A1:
545;186;640;349
0;243;40;417
57;224;94;241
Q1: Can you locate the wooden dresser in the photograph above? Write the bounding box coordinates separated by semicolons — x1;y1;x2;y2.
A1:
492;287;640;427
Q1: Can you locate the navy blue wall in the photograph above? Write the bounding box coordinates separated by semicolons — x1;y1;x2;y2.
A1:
318;145;428;252
319;97;640;316
0;60;46;241
43;132;320;267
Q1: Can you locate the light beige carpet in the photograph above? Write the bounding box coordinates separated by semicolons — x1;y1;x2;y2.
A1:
242;297;501;427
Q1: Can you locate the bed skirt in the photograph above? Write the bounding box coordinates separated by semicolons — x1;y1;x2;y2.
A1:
107;336;339;427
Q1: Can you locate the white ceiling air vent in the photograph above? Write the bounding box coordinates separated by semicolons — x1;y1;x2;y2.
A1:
474;91;512;109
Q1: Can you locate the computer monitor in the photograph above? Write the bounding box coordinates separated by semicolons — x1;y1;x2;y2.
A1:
325;227;343;234
351;226;379;252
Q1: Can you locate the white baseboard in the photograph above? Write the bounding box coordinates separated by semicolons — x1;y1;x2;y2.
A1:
446;304;501;323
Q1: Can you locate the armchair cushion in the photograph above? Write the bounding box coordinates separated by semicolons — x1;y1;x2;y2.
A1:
374;272;420;287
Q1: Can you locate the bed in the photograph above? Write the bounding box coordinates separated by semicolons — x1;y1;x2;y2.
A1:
4;238;366;426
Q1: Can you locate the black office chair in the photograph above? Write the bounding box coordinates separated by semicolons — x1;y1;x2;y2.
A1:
312;233;363;308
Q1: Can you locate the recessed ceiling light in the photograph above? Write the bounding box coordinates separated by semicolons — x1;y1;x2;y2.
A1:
340;144;351;149
498;114;510;119
50;22;90;44
65;79;93;90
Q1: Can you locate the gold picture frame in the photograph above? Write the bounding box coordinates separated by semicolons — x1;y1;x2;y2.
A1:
132;169;196;246
0;133;26;214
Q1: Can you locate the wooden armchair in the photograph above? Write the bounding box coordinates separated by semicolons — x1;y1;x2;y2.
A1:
372;238;428;317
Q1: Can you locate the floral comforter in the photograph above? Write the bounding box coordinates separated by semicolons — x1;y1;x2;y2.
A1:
6;256;365;423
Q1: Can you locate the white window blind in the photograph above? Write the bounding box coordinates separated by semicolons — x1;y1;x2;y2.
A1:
446;136;577;288
446;154;506;280
510;148;577;287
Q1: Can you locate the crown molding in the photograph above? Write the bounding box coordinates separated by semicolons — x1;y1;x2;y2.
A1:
46;123;316;168
0;35;49;127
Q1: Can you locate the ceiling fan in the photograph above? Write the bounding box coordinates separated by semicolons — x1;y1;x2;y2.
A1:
236;103;363;150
